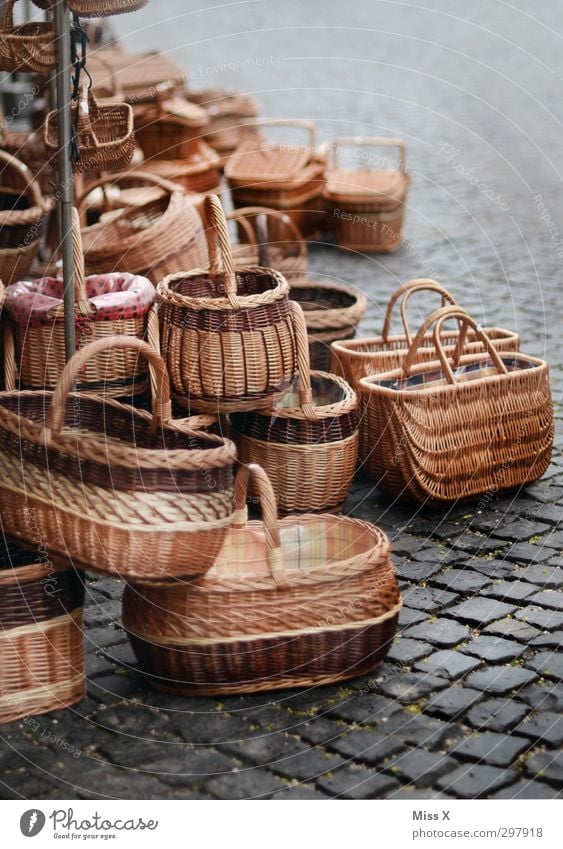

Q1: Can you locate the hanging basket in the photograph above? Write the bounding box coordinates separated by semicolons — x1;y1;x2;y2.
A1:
123;463;402;696
226;205;308;281
78;171;207;284
324;137;409;251
0;0;56;75
0;149;54;285
3;208;157;395
232;302;359;513
330;278;520;386
157;194;298;413
0;537;85;726
225;119;327;238
358;306;554;506
44;85;135;174
0;335;239;582
32;0;147;14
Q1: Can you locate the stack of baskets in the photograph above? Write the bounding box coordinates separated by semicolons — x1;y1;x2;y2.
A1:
225;119;327;238
189;88;260;163
134;93;209;161
324;137;409;251
128;140;222;195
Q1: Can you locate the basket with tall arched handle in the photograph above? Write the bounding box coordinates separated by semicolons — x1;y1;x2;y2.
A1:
232;301;359;513
0;334;239;582
123;462;402;696
330;278;520;386
358;305;553;505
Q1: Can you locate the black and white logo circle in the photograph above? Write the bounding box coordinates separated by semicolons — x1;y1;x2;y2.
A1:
20;810;46;837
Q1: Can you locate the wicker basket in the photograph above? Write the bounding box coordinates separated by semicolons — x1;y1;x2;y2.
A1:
1;128;57;195
189;88;260;161
44;85;134;174
158;194;298;413
0;0;56;75
232;302;359;513
78;171;207;284
225;119;326;238
88;50;187;104
3;209;157;396
123;463;402;696
134;94;209;162
0;537;85;726
0;335;239;582
325;137;409;251
66;0;148;16
227;205;308;282
358;306;554;506
127;141;222;195
330;278;520;386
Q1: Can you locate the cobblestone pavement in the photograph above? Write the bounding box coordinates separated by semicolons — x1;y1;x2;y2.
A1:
1;0;563;799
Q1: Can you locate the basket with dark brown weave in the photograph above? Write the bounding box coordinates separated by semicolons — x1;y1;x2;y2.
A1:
232;302;359;513
330;278;520;387
0;0;56;75
157;194;298;413
134;94;209;161
123;463;402;696
0;535;85;725
358;305;554;506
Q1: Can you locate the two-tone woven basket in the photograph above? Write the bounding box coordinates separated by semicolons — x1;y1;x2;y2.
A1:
324;137;409;251
78;171;207;284
0;535;85;725
232;302;359;513
3;209;156;396
225;119;326;238
0;0;56;75
158;194;298;413
45;85;134;174
331;278;520;386
123;463;402;696
0;149;54;285
0;335;239;582
358;305;554;505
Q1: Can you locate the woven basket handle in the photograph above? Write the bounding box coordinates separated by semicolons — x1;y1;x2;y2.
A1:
76;84;99;151
47;209;94;319
233;463;286;584
0;280;16;391
228;206;307;270
2;0;15;29
289;300;319;421
381;279;457;344
44;335;172;434
0;148;44;209
75;170;182;214
255;118;316;149
329;137;406;172
205;194;241;309
403;305;509;383
227;210;259;250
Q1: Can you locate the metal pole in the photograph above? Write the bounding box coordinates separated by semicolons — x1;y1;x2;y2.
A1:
53;0;75;361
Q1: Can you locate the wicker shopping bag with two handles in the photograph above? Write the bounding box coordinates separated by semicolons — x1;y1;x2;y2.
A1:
232;302;359;514
123;463;402;696
0;335;238;582
3;209;156;396
359;305;554;506
158;194;299;413
330;278;520;386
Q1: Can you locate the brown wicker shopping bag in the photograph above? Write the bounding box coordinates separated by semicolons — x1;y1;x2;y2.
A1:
44;84;134;174
330;278;520;386
358;305;554;506
158;194;298;413
123;463;402;696
0;0;56;75
0;335;238;582
0;535;85;725
3;209;156;396
232;302;359;514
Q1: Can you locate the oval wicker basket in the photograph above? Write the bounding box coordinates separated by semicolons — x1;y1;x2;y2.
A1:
78;171;207;284
358;305;553;506
330;278;520;386
0;0;56;75
4;209;157;396
158;194;298;413
0;149;54;285
123;463;402;696
0;537;85;725
44;84;134;174
0;335;239;582
232;302;359;513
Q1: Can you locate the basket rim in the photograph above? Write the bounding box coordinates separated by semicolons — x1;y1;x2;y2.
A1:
256;369;357;420
157;265;290;311
290;277;367;329
331;325;520;360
